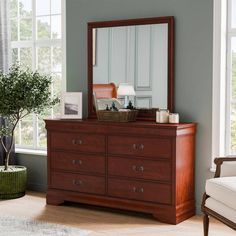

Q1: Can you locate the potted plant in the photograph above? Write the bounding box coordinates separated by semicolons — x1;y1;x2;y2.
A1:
0;64;58;199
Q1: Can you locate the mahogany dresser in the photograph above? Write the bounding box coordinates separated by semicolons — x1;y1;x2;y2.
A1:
45;119;196;224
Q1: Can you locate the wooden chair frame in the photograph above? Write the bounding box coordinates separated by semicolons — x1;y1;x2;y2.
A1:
201;157;236;236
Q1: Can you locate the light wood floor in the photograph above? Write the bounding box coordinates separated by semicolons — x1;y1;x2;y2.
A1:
0;191;235;236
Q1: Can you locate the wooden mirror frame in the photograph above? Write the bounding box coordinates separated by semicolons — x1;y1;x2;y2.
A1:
87;16;174;121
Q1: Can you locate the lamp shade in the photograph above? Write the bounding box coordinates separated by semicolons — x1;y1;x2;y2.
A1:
117;83;136;96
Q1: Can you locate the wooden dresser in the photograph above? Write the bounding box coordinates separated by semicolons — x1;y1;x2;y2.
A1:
45;119;196;224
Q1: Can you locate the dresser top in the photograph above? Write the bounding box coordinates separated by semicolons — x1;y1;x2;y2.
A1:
45;118;196;133
45;118;195;125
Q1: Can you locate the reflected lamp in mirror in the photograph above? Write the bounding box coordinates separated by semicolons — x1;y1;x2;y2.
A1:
117;83;136;108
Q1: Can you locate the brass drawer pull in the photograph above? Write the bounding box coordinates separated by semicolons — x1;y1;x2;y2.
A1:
132;165;144;172
139;144;144;150
132;144;144;150
132;187;144;193
72;139;83;145
73;179;83;185
72;159;82;165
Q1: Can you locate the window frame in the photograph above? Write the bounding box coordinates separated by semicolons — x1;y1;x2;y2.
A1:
212;0;236;166
225;0;236;155
212;0;227;163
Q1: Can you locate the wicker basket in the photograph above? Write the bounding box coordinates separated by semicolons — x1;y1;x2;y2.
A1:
97;110;138;122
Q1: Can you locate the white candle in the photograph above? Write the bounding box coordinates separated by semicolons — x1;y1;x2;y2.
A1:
159;109;169;123
169;113;179;123
156;110;160;123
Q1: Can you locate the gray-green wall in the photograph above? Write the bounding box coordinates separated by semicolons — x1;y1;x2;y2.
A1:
18;0;214;214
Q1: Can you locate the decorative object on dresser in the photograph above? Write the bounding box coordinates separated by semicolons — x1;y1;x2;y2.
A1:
96;109;138;122
60;92;82;119
45;119;196;224
169;113;179;123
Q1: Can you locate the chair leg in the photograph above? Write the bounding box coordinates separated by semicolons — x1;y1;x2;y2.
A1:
203;213;209;236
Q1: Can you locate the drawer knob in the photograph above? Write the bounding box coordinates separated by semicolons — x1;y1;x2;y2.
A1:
132;187;144;193
139;166;144;171
72;159;82;165
72;139;83;145
132;144;144;150
139;144;144;150
73;179;83;185
132;165;144;172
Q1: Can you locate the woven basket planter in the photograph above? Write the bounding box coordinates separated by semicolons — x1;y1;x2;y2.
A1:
0;166;27;199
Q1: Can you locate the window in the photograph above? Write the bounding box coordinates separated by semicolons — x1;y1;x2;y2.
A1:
212;0;236;161
226;0;236;155
10;0;65;151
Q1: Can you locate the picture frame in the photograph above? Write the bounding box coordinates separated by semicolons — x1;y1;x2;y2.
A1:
60;92;82;119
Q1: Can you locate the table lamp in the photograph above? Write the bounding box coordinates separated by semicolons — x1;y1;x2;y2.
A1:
117;83;136;108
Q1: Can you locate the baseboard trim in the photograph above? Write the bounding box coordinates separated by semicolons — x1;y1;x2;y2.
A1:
27;183;46;192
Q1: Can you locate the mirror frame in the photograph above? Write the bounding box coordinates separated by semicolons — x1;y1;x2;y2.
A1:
87;16;174;121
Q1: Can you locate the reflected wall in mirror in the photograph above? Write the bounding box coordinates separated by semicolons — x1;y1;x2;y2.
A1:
88;17;174;120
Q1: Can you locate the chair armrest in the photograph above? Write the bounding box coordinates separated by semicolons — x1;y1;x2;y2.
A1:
214;157;236;178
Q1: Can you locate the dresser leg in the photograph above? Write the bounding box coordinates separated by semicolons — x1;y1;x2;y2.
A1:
46;195;64;205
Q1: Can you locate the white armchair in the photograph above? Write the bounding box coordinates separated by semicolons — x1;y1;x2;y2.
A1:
202;157;236;236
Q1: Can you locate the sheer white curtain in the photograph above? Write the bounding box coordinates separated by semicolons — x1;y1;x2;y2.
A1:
0;0;13;165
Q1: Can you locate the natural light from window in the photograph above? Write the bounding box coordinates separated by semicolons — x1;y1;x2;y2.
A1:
10;0;64;151
226;0;236;155
231;0;236;28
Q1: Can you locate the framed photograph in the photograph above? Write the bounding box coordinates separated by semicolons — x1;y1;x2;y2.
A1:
60;92;82;119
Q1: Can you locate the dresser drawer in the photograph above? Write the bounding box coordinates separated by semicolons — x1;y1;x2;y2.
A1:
50;132;105;153
51;172;105;195
108;178;171;204
51;152;105;175
108;136;171;158
108;157;171;182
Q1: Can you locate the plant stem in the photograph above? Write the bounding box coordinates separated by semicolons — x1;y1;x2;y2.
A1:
4;119;19;171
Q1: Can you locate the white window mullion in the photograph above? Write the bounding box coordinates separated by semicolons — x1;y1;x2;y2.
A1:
225;35;233;155
61;0;66;92
17;0;20;41
228;0;232;30
212;0;227;164
32;0;36;71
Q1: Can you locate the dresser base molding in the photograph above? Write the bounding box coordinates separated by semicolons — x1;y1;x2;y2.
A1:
46;189;195;224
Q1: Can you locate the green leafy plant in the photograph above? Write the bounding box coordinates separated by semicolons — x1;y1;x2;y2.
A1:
0;64;59;171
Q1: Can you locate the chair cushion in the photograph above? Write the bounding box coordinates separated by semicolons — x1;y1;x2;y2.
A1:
205;197;236;223
206;176;236;210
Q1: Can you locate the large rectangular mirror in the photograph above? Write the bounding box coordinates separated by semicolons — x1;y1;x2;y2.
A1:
88;16;174;120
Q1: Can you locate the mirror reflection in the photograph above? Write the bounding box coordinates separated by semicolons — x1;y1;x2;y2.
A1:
93;23;168;110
